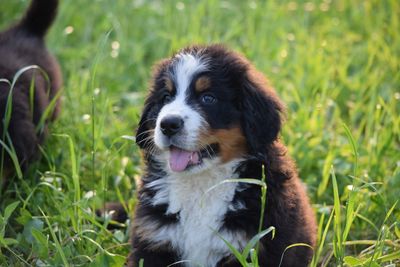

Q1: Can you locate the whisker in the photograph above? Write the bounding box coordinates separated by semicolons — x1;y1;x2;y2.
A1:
145;118;156;122
136;128;155;138
198;141;214;159
140;117;157;124
140;135;156;144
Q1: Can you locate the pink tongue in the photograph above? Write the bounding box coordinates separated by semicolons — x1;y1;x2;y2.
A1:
169;147;199;172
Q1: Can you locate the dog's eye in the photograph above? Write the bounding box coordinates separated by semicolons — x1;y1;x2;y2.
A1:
201;94;217;105
162;93;172;104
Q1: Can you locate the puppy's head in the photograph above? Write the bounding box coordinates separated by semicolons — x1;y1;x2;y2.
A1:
136;45;283;173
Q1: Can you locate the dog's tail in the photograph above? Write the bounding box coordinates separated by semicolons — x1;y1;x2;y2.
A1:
16;0;59;37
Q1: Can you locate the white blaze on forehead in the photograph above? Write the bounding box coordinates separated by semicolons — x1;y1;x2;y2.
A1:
154;53;209;151
172;53;208;96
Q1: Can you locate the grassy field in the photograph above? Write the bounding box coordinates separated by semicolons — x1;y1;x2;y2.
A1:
0;0;399;266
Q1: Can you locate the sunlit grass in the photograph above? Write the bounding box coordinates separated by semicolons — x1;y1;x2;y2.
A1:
0;0;399;266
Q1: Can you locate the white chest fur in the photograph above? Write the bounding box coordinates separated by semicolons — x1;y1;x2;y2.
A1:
145;159;247;267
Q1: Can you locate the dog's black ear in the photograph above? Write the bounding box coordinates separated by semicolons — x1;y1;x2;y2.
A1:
240;70;284;158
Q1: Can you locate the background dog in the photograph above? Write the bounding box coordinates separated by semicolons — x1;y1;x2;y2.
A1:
0;0;61;184
130;45;317;267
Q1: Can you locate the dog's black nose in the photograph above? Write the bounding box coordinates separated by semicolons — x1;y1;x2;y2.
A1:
160;115;184;137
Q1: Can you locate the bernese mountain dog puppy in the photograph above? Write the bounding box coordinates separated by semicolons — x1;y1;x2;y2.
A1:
130;45;316;267
0;0;61;182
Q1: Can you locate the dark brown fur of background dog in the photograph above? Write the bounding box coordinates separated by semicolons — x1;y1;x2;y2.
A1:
0;0;61;184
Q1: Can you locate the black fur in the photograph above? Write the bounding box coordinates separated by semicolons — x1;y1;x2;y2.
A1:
0;0;61;183
17;0;59;37
240;77;283;159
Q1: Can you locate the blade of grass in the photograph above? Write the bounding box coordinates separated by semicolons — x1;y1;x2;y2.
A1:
331;166;344;265
53;134;81;232
39;207;69;266
278;243;314;267
368;201;398;266
213;229;248;266
28;74;35;117
256;165;268;254
311;210;334;267
242;226;275;260
0;139;22;179
35;89;63;133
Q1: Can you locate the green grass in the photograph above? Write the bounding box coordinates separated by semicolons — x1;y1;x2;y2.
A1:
1;0;399;266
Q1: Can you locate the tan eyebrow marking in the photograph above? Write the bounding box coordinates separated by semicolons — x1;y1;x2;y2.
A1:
165;77;174;92
194;76;211;93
